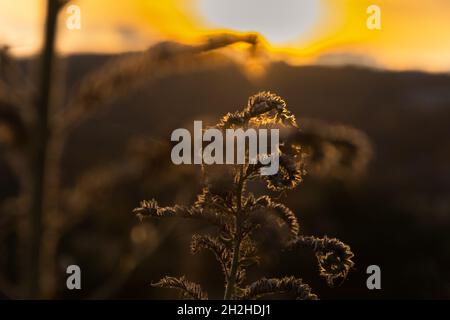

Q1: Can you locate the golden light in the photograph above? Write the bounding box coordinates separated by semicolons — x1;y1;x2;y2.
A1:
197;0;322;45
2;0;450;71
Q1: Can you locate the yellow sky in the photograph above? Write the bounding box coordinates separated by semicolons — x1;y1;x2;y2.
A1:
1;0;450;72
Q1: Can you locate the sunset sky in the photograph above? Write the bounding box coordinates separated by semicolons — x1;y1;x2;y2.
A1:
1;0;450;72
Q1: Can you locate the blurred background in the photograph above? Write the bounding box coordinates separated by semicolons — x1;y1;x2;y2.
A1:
0;0;449;299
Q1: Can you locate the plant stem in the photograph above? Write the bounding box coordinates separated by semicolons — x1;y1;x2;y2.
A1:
29;0;60;298
224;168;245;300
224;229;241;299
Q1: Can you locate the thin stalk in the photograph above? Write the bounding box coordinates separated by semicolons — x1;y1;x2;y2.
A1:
224;167;245;300
29;0;60;298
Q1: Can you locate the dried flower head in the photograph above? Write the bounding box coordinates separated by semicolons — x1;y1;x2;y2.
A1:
135;92;362;299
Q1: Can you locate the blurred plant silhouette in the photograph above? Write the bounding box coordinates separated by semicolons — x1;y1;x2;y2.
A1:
0;0;259;299
134;92;367;300
0;1;372;300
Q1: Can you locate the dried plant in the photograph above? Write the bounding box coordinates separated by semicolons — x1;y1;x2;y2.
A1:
286;118;373;179
0;1;371;300
0;0;259;299
154;276;209;300
134;92;363;300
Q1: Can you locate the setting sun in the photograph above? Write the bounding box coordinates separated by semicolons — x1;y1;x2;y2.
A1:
197;0;322;45
2;0;450;71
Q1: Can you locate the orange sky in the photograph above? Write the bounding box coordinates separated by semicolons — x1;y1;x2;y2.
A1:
1;0;450;72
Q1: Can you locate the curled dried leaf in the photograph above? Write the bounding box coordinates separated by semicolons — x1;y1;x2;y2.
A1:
133;199;230;228
241;276;317;300
288;236;355;286
253;195;300;237
264;154;304;191
153;276;208;300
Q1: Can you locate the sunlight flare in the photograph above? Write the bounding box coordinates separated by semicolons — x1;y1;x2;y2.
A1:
197;0;322;45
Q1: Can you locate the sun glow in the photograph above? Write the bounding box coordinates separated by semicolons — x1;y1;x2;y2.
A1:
197;0;322;45
2;0;450;71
